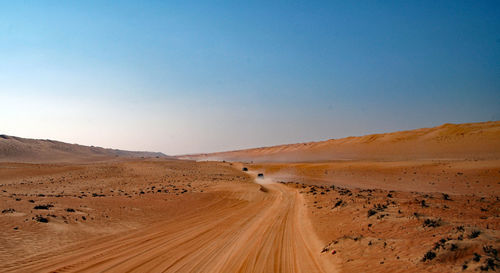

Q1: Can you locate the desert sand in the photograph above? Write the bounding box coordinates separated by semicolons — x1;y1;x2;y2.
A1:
0;160;334;272
1;121;499;272
182;121;500;162
0;135;168;163
243;161;499;272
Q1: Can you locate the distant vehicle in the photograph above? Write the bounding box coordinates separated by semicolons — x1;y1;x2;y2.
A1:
257;173;264;178
242;167;248;171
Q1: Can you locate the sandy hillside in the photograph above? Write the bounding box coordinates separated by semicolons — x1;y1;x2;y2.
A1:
0;135;168;163
238;160;500;272
174;120;500;272
1;121;499;273
1;159;497;272
182;121;500;162
0;160;334;273
247;160;500;196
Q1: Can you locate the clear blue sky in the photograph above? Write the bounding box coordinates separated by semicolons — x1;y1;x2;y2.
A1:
1;1;499;154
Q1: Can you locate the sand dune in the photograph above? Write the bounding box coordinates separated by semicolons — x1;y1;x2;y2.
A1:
0;161;334;273
176;121;500;272
182;121;500;162
3;183;332;273
2;159;496;272
247;159;500;196
1;121;499;272
0;135;168;163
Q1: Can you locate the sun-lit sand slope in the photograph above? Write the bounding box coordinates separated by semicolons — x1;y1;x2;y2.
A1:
1;121;499;273
224;122;500;272
183;121;500;162
238;158;500;272
176;120;500;272
249;160;500;196
0;161;333;273
0;135;168;163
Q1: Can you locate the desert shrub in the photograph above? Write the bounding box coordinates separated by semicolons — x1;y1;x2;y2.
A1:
35;215;48;223
367;209;377;217
480;258;498;271
483;245;498;257
423;218;441;228
422;251;436;262
374;204;387;211
469;230;481;239
34;204;53;210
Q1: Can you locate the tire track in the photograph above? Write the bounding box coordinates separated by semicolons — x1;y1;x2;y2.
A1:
4;182;336;273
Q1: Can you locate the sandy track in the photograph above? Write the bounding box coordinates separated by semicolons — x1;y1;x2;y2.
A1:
3;182;334;273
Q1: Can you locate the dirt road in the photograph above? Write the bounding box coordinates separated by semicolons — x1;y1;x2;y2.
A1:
3;179;335;273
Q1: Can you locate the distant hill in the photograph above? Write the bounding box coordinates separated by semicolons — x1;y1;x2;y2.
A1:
181;121;500;162
0;135;169;163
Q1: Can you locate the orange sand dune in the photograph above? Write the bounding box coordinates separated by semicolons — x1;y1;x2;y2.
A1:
1;122;499;272
0;160;334;273
183;121;500;162
0;135;169;163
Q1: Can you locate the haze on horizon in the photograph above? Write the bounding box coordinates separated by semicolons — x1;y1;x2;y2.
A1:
1;1;499;155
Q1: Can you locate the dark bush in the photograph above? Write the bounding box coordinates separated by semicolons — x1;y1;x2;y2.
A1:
469;230;481;239
483;245;498;257
423;218;441;228
34;204;53;210
480;258;498;271
368;209;377;217
35;216;48;223
422;251;436;262
374;204;387;211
